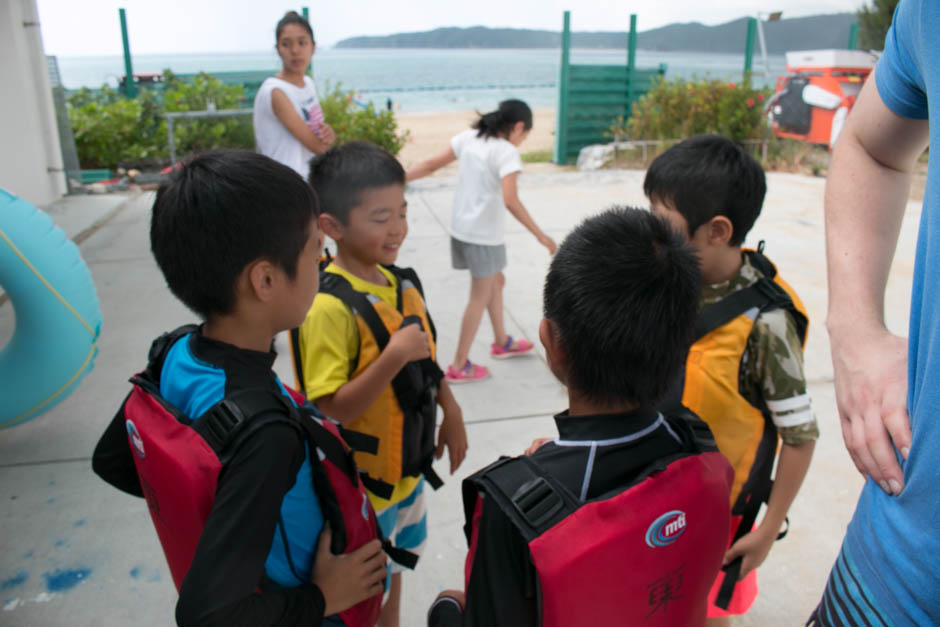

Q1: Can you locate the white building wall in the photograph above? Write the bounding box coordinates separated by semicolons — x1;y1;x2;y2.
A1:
0;0;66;206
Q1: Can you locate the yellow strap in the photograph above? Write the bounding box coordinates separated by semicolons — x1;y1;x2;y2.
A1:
3;341;98;428
0;226;97;337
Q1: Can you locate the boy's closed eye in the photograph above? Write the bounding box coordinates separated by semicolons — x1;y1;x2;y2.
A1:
370;208;392;224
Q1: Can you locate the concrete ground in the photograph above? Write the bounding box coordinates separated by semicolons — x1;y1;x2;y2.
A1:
0;170;922;626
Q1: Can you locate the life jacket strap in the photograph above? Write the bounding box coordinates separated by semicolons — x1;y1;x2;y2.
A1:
337;428;380;456
422;461;444;490
143;324;200;384
465;456;579;543
358;474;396;501
381;539;419;570
714;481;787;610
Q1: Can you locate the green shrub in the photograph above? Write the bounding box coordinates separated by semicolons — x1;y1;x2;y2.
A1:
69;89;165;169
68;73;410;169
319;83;409;156
161;71;253;156
521;149;553;163
611;76;773;143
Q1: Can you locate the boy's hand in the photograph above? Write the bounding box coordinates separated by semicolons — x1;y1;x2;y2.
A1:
525;437;553;456
312;526;387;616
388;324;430;364
722;525;776;580
436;407;467;474
538;234;557;255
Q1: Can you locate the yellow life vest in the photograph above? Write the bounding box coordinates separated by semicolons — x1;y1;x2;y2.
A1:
676;250;808;509
290;265;444;499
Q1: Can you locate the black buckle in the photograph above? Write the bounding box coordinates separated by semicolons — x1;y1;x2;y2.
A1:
511;477;564;529
204;398;247;445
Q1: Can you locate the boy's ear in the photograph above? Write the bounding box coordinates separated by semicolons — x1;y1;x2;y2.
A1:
245;259;279;303
539;318;567;384
704;216;734;246
318;213;343;241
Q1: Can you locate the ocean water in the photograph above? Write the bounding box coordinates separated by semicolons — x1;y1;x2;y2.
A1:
56;48;789;113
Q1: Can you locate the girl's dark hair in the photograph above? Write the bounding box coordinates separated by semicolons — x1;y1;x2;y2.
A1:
473;99;533;139
275;11;314;42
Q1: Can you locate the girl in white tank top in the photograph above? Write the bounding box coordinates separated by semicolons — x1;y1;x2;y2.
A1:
252;11;335;178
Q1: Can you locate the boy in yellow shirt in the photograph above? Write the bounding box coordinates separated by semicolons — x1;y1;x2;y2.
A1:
296;141;468;627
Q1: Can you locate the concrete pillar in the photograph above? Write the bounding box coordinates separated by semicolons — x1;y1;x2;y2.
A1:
0;0;67;206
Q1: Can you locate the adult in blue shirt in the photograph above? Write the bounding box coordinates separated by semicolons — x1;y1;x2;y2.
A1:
815;0;938;624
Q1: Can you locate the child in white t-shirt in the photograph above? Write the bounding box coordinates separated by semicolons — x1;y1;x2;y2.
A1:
252;11;335;177
406;100;556;383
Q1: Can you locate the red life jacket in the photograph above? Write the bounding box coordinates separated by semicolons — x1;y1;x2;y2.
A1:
462;415;733;627
118;326;415;626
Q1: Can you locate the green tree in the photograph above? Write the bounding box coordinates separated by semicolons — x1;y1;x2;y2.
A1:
857;0;899;50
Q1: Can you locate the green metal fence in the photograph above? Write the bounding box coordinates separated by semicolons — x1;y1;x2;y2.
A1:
553;12;666;165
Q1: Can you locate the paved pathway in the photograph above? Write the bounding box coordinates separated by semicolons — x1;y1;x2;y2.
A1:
0;170;922;625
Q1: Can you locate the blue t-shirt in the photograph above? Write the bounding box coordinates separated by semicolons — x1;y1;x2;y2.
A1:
840;0;940;623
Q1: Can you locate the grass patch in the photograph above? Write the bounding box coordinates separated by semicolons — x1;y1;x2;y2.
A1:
522;149;553;163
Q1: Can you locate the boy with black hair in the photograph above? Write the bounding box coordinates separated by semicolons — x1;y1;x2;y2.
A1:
296;141;468;627
646;134;818;624
92;149;388;626
428;206;734;627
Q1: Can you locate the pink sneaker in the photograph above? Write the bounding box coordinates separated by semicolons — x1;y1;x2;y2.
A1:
446;360;490;383
490;336;534;359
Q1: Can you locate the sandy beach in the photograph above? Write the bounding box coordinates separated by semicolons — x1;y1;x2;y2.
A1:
395;107;558;172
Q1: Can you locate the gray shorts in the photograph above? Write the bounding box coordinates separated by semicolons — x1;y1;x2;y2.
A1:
450;237;507;279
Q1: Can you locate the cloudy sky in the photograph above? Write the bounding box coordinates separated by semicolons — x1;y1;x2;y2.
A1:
36;0;865;56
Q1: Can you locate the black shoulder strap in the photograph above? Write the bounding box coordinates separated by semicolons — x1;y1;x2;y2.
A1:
144;324;200;384
289;327;306;396
195;388;301;464
743;246;808;344
385;264;438;342
464;456;579;544
695;278;795;342
742;244;777;278
320;272;392;350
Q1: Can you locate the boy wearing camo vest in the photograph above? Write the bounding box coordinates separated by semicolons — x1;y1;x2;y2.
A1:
646;135;818;625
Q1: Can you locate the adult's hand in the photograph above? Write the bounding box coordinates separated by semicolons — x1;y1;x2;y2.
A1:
823;72;927;496
829;326;911;494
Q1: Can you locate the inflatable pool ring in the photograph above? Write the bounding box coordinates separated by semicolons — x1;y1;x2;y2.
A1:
0;189;102;429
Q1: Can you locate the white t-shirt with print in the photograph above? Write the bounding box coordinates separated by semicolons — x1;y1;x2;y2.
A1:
253;76;324;178
449;128;523;246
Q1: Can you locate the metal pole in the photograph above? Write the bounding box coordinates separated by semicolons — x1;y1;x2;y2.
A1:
554;11;571;165
756;15;770;76
167;118;176;165
627;14;637;104
744;18;756;76
848;23;859;50
119;8;136;98
302;6;313;78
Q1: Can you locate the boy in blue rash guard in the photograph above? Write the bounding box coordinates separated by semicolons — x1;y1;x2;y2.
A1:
92;150;386;626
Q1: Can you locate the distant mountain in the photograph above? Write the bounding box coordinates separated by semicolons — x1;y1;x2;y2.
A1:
335;13;858;54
